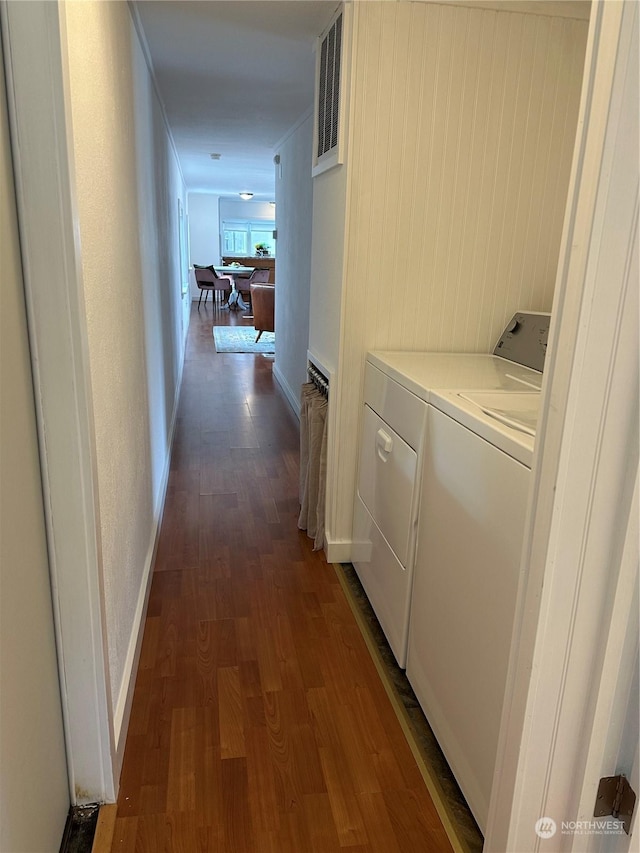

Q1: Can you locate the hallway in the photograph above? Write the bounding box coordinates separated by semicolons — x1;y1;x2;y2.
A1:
110;304;453;852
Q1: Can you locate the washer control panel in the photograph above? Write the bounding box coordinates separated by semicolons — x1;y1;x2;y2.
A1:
493;311;551;373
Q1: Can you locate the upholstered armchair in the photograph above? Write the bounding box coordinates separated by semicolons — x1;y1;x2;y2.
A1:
193;264;233;309
238;267;270;303
250;282;275;342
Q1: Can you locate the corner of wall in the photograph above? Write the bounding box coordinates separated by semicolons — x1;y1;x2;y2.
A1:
273;364;301;420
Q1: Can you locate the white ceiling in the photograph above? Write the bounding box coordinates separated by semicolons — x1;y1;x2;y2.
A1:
133;1;337;199
133;0;590;200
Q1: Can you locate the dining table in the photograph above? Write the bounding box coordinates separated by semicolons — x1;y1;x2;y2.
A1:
213;265;254;311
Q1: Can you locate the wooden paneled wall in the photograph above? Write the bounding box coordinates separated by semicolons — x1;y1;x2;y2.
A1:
323;1;588;552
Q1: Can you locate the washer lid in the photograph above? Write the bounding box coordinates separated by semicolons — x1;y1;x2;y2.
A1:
458;391;541;436
430;390;537;467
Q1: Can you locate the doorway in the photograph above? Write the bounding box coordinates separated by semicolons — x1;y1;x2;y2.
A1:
0;49;70;851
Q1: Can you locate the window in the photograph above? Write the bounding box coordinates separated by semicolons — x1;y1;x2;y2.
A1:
223;226;248;255
222;220;276;257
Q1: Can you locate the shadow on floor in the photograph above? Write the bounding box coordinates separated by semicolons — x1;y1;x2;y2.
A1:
336;563;484;853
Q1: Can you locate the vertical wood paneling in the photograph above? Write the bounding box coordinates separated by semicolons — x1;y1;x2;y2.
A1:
408;5;442;345
330;2;588;547
458;9;499;348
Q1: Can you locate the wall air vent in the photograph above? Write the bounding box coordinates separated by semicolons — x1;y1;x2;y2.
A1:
313;8;344;176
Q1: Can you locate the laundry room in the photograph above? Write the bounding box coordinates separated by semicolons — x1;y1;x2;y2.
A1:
306;0;591;558
306;0;592;841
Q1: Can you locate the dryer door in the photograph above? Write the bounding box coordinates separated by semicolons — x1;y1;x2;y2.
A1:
357;404;418;567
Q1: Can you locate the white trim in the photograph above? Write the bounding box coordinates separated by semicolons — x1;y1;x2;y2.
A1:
573;469;639;851
113;540;154;767
324;536;352;564
414;1;591;21
272;364;301;420
306;350;334;385
127;0;185;188
485;1;639;849
1;0;115;803
112;367;183;769
274;105;313;154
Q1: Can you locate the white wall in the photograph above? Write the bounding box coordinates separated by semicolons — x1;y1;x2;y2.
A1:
219;198;275;223
188;191;220;298
315;1;588;555
272;113;314;415
63;0;189;753
308;164;348;376
0;54;70;852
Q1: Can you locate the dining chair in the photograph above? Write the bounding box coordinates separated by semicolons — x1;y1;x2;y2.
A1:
193;264;233;309
237;267;270;304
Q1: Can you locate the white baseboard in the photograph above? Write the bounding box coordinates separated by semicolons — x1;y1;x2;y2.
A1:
324;535;352;564
112;521;157;775
273;364;301;419
112;350;185;777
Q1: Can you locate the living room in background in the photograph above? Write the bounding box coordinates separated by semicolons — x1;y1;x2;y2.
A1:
219;198;276;257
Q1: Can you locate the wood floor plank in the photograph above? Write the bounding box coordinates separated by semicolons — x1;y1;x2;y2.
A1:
318;744;370;848
221;756;254;852
117;734;147;817
110;816;138;852
166;707;197;812
382;787;454;852
194;706;223;829
235;614;258;662
303;792;342;852
126;813;163;853
333;699;383;796
218;665;246;759
356;792;403;853
137;782;167;817
264;690;302;814
291;722;327;795
245;724;280;833
92;804;117;853
110;306;454;852
164;811;202;853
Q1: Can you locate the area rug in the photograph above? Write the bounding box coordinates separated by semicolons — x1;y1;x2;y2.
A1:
213;325;275;353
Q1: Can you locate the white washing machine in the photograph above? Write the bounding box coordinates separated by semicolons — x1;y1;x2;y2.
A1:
406;388;539;833
352;312;549;670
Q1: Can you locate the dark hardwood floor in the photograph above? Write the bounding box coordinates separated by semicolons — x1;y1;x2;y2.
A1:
109;302;454;852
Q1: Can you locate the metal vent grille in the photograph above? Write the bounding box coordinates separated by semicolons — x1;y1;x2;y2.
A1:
317;12;342;159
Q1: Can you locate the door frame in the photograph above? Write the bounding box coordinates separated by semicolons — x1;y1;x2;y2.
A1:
1;0;116;803
486;1;639;849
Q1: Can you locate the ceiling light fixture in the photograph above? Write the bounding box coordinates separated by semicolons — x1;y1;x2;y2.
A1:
239;192;254;200
209;153;221;160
